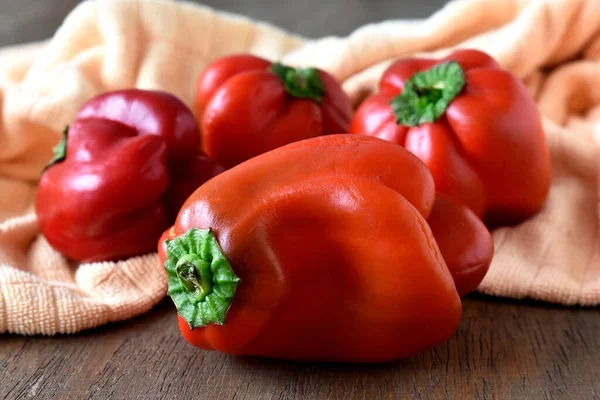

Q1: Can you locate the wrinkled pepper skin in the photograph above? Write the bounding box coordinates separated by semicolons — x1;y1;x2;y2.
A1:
427;195;493;297
350;49;552;223
36;89;224;262
195;54;353;168
159;134;465;363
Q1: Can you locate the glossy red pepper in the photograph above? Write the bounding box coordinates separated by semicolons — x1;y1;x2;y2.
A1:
158;135;493;363
195;54;353;168
36;89;224;262
350;49;552;224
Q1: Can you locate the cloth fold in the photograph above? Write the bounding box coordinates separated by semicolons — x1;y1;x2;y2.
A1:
0;0;598;335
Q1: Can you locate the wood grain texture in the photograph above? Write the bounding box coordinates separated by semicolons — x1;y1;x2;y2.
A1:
2;295;599;400
1;0;599;399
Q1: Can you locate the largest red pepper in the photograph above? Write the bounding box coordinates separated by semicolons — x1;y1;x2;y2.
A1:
36;89;224;262
350;49;552;223
159;135;493;363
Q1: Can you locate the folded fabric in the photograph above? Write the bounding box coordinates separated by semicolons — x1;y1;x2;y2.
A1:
0;0;598;335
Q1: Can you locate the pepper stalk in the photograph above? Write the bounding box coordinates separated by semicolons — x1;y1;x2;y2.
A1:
269;62;325;103
164;228;240;329
390;61;466;127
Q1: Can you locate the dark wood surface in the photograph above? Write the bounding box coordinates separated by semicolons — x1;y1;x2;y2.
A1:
1;1;599;399
2;295;599;400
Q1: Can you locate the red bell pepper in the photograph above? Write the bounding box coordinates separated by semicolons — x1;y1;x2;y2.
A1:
427;195;493;297
159;135;492;363
195;54;353;168
36;89;224;262
350;49;551;223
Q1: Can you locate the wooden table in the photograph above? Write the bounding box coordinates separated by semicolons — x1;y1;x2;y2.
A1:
3;295;599;399
1;1;599;399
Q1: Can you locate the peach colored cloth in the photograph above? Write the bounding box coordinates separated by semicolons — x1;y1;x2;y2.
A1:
1;0;598;335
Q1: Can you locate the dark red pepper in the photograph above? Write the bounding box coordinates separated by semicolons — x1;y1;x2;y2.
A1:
36;89;224;262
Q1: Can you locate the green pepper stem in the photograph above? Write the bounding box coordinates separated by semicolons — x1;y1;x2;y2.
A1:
175;255;213;301
390;61;466;127
164;228;240;329
43;125;69;172
269;62;325;103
